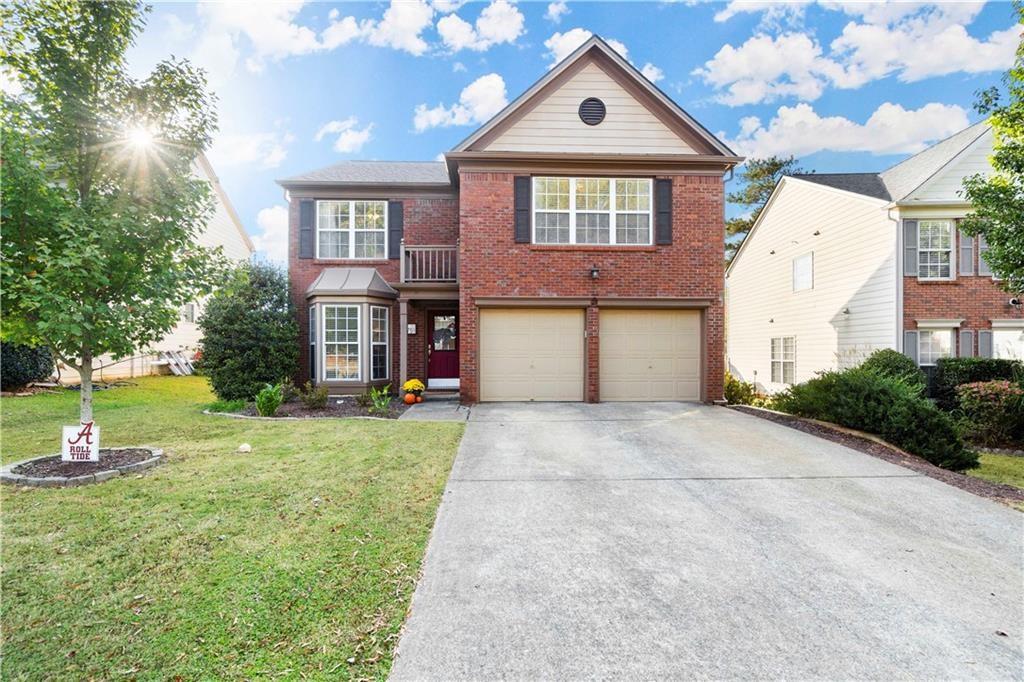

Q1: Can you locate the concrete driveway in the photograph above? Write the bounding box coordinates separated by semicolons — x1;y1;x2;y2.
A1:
390;403;1023;680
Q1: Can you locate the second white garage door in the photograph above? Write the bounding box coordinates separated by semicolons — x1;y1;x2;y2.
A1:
479;308;584;401
600;309;701;401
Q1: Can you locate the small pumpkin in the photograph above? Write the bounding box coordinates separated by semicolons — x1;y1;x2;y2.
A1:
403;393;416;405
416;396;424;403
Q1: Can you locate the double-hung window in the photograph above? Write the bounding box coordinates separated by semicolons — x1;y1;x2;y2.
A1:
770;336;795;384
918;329;953;366
370;306;389;381
316;200;387;259
792;252;813;291
918;220;952;280
532;177;652;245
323;305;360;380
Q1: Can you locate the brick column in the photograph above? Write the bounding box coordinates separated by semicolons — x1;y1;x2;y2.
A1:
399;298;409;389
586;304;600;403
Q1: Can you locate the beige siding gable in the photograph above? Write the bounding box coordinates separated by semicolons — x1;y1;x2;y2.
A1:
904;128;994;204
483;61;696;155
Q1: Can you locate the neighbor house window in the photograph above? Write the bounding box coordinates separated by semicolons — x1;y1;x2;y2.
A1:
770;336;795;384
994;328;1024;360
308;305;317;381
532;177;652;245
978;235;993;277
792;252;813;291
323;305;360;380
180;303;196;323
918;220;952;280
918;329;953;366
316;200;387;259
370;306;389;380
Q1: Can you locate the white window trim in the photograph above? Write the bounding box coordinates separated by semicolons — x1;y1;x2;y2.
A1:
315;200;388;260
370;305;390;381
531;176;653;246
322;304;361;382
792;252;813;292
917;219;954;281
918;328;954;367
770;336;796;385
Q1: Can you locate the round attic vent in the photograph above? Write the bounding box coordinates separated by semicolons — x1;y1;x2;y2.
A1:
578;97;606;126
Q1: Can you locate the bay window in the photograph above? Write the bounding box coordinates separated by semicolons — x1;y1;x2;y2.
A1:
918;220;952;280
371;306;389;380
532;176;652;245
918;329;953;366
316;200;387;259
770;336;795;384
324;305;360;380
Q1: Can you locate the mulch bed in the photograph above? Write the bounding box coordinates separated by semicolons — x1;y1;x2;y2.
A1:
11;448;154;477
731;405;1024;508
237;397;411;420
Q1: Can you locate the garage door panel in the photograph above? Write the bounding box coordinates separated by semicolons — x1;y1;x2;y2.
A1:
600;309;701;402
480;309;584;402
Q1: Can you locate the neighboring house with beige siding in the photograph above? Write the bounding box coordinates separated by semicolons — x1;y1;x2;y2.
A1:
60;154;253;383
727;120;1022;394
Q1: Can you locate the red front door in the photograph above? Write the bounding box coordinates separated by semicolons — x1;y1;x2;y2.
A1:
427;313;459;384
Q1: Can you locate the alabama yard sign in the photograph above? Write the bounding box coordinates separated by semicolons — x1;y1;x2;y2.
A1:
62;421;100;462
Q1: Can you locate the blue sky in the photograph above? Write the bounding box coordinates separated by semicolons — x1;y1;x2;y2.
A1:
124;1;1019;263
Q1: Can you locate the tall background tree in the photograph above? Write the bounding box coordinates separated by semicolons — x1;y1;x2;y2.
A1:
1;1;225;426
959;2;1024;295
725;156;804;262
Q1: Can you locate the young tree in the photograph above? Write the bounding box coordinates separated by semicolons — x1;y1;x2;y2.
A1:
725;156;804;262
959;3;1024;294
1;1;225;426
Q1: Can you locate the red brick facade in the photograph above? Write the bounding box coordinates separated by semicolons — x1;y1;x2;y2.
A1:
457;171;725;403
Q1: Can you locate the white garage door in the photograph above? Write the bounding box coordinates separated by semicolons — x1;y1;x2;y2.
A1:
600;309;701;401
479;308;584;401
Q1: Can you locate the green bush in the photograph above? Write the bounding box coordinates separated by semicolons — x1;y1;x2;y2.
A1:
934;357;1022;410
724;372;757;405
775;367;976;471
1;342;54;390
300;381;329;409
367;383;393;416
859;348;926;391
255;383;284;417
198;262;299;401
207;398;246;413
956;380;1024;448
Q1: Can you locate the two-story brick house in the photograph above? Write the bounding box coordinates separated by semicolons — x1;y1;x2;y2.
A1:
279;37;742;403
727;120;1023;392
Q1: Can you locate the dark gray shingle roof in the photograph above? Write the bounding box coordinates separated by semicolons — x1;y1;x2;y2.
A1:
278;161;450;186
790;173;891;201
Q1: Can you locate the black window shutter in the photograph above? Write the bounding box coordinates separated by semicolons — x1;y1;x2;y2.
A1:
655;178;672;245
514;176;531;243
299;200;315;259
388;201;404;259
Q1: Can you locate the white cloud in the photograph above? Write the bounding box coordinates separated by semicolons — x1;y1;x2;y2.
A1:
721;101;970;158
160;14;196;43
208;131;295;169
437;0;525;52
640;62;665;82
546;1;570;23
714;0;813;26
431;0;467;11
413;73;508;131
544;28;628;66
452;61;467;72
252;205;289;266
321;14;361;49
197;2;321;73
360;0;435;55
314;117;375;153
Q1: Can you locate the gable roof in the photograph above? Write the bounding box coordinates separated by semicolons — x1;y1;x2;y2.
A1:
195;153;255;253
789;173;891;201
278;161;450;187
450;35;737;158
878;119;991;201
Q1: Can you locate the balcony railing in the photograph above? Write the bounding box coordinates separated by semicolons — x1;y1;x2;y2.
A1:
400;241;459;283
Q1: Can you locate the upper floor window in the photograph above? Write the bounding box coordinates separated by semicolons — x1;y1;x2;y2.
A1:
918;220;952;280
532;177;652;246
316;200;387;260
792;252;813;291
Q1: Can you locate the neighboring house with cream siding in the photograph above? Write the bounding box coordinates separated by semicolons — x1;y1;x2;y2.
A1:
727;120;1023;393
60;154;253;382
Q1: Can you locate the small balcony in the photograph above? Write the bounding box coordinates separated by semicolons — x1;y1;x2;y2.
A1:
400;241;459;283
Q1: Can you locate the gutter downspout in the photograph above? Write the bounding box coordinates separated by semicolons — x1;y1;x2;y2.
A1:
887;205;902;352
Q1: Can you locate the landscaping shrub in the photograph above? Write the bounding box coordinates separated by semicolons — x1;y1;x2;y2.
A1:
300;381;329;409
255;383;284;417
956;380;1024;448
279;377;298;403
208;398;246;413
368;384;393;416
198;262;299;401
1;342;54;390
859;348;926;391
775;367;976;471
933;357;1023;410
724;372;757;405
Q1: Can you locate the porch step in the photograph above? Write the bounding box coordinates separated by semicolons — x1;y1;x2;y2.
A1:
423;391;460;401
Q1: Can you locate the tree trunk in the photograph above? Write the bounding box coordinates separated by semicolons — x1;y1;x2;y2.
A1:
79;352;93;424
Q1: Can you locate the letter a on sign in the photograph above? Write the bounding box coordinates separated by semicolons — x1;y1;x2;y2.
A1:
62;421;100;462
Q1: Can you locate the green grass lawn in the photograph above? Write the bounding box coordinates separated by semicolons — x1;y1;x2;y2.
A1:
967;452;1024;491
1;376;463;680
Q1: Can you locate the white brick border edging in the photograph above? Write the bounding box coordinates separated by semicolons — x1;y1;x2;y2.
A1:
1;447;163;488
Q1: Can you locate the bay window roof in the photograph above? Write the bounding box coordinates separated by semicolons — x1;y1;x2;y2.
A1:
305;267;398;299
